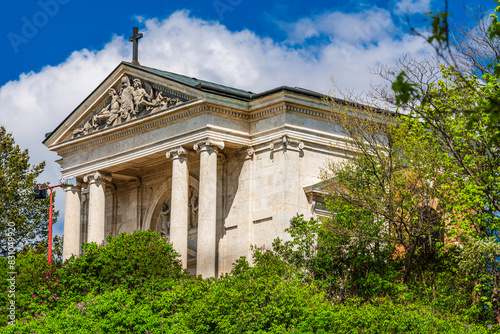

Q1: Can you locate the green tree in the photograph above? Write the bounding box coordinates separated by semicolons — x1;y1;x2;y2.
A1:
404;66;500;324
378;0;500;323
460;237;500;324
322;103;450;285
0;126;57;257
378;55;499;241
273;214;402;301
415;67;499;236
394;0;500;146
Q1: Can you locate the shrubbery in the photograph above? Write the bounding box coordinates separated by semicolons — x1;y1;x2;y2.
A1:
0;230;189;327
1;230;496;333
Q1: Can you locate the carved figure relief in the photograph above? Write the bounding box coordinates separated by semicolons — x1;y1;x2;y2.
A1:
189;186;199;229
73;75;184;138
154;186;198;234
157;198;171;236
119;76;134;121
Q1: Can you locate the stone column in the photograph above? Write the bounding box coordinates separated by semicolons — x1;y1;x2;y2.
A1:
84;171;111;245
166;147;189;269
194;139;224;277
62;185;81;260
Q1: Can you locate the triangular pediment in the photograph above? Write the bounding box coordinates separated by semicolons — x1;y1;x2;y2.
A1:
44;63;203;147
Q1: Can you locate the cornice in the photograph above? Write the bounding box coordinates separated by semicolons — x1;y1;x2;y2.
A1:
51;101;332;156
59;123;356;178
55;104;208;155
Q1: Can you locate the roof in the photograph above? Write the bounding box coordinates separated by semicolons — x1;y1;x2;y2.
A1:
126;63;256;99
43;62;333;144
303;179;332;195
123;62;327;101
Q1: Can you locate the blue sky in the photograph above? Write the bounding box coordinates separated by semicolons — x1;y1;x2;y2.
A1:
0;0;496;235
1;0;492;86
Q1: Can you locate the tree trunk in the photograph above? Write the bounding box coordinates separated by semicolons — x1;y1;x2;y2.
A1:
472;279;481;304
403;254;413;285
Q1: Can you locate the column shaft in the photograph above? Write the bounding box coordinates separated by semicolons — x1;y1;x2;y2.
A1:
85;172;108;244
62;186;81;260
168;147;189;268
195;140;223;277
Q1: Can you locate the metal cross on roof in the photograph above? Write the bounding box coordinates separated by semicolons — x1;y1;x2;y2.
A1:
128;27;143;65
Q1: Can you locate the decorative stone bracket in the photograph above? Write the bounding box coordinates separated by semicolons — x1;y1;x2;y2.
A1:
239;146;255;160
127;179;141;190
269;135;304;152
106;183;117;194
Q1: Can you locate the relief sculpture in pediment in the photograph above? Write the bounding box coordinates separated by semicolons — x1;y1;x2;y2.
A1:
73;75;183;138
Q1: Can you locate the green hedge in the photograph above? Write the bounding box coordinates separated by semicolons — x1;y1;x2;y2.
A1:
0;231;496;333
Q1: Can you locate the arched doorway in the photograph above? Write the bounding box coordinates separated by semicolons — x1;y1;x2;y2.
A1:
142;175;199;272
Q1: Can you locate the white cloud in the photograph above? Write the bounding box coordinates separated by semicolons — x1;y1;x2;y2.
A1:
0;9;431;235
394;0;432;15
281;8;396;45
0;36;127;234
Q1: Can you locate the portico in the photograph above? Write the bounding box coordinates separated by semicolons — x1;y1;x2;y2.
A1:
44;61;348;276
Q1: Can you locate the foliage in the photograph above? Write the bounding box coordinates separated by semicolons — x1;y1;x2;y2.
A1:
269;216;485;323
390;65;500;323
1;284;494;333
409;67;500;240
426;11;450;48
294;297;497;334
323;101;450;284
0;287;189;334
0;125;58;257
0;230;189;324
320;208;404;300
398;0;500;146
185;261;327;333
18;234;64;266
65;230;189;295
272;215;403;300
272;215;320;281
1;237;495;333
459;237;500;323
391;71;419;105
377;0;500;323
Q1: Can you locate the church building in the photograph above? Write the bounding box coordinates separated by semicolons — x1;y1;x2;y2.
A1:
43;30;348;276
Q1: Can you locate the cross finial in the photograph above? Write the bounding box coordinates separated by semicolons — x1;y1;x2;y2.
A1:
128;27;143;65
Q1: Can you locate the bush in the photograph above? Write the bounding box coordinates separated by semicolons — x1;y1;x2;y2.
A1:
1;230;495;332
63;230;188;294
0;230;189;324
294;298;497;333
185;257;327;333
2;288;495;333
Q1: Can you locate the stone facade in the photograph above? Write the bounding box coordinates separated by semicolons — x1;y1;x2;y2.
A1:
44;62;350;276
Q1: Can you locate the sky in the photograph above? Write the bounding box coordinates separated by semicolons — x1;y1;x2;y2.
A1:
0;0;496;236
